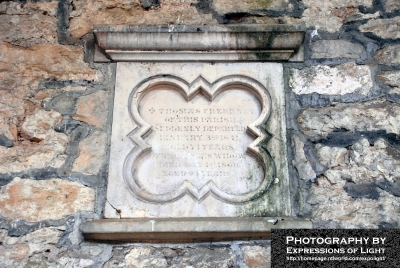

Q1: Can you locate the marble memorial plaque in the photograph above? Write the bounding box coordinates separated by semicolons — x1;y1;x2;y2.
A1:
106;62;290;218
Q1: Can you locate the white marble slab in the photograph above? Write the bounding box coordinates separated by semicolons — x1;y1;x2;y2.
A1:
106;62;289;218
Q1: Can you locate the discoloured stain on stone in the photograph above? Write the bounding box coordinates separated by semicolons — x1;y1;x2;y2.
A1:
0;178;94;222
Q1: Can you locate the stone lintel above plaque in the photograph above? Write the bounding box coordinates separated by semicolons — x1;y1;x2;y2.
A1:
81;217;312;243
93;24;306;62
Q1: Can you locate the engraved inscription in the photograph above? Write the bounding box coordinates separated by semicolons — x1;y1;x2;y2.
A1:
124;75;274;203
138;89;263;196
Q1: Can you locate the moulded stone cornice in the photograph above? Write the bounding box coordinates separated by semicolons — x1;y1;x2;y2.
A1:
93;24;306;62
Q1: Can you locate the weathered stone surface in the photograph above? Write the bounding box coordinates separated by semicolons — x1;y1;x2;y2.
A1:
0;88;24;141
69;0;216;38
105;246;236;267
316;139;400;184
0;141;67;174
375;45;400;65
0;13;57;47
0;43;102;96
344;11;379;24
0;1;57;16
0;228;64;267
125;248;168;267
360;17;400;39
0;109;68;174
298;99;400;141
292;135;316;181
299;0;373;32
0;178;94;222
21;109;63;141
386;0;400;12
389;87;400;95
242;245;271;268
72;130;107;175
310;40;364;59
290;62;373;95
0;2;57;46
308;175;400;228
72;90;109;128
212;0;289;14
35;87;87;109
378;71;400;87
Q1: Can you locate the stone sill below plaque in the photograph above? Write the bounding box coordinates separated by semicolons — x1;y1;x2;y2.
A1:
81;217;312;243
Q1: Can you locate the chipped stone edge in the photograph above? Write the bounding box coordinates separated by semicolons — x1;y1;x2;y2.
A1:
93;24;306;62
81;217;312;242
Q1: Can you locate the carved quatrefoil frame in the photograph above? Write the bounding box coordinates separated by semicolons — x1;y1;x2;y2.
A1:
123;75;277;204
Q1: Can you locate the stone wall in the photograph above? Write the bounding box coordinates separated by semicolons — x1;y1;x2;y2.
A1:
1;0;399;267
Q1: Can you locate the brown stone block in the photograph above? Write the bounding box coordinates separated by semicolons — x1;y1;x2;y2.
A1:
375;45;400;65
72;130;108;175
0;43;102;96
212;0;289;14
72;90;109;128
360;17;400;39
69;0;216;38
0;178;94;222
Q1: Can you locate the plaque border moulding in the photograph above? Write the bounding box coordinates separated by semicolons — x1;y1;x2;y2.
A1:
82;24;312;243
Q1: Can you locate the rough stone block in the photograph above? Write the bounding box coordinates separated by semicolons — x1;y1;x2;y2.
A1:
0;109;68;174
0;89;24;142
310;40;364;59
360;17;400;39
0;178;95;222
0;43;102;96
0;228;63;267
242;245;271;268
0;14;57;47
298;0;373;32
292;135;316;181
212;0;289;14
290;62;373;95
298;99;400;141
375;45;400;65
105;246;236;268
72;91;109;128
309;138;400;228
0;2;58;46
72;130;107;175
386;0;400;12
378;71;400;87
69;0;216;38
